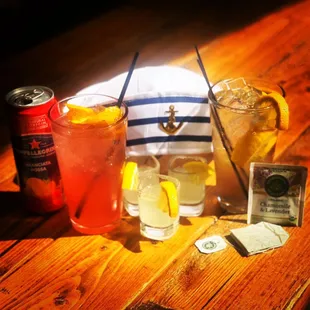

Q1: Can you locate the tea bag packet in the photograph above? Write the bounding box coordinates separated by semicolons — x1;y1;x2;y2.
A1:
230;222;289;256
248;163;308;227
76;66;212;156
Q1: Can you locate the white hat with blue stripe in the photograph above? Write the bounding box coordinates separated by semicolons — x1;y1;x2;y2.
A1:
77;66;212;156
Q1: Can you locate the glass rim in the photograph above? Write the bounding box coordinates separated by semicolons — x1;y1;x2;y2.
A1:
125;155;160;169
168;155;207;175
140;173;181;189
48;93;128;130
208;77;285;113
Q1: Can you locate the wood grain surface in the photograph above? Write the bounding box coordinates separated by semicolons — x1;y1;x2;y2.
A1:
0;1;309;309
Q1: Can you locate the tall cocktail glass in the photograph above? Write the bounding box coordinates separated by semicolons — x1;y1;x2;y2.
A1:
209;77;285;214
49;94;128;234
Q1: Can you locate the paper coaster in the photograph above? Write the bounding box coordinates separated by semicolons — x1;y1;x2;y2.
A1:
195;235;227;254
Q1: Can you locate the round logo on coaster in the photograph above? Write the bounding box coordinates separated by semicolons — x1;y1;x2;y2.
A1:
202;241;217;250
264;174;289;197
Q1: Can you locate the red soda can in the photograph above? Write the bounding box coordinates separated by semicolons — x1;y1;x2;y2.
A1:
5;86;64;214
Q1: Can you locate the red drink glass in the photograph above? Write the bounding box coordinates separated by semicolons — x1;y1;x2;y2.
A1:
49;94;128;234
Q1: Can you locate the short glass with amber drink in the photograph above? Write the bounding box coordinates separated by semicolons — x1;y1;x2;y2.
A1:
168;155;210;217
49;94;128;234
209;77;289;214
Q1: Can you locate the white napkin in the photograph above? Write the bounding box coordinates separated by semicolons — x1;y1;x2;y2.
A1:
77;66;212;156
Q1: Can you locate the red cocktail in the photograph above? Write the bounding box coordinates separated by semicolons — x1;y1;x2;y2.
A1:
49;94;128;234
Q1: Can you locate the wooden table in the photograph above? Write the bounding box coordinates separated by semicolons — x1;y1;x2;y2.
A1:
0;1;310;309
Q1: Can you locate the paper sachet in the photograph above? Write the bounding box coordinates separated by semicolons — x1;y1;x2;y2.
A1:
248;163;308;226
230;222;289;256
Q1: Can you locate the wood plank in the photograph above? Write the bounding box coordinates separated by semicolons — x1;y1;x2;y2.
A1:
0;230;123;310
0;208;71;281
0;147;16;185
277;126;310;170
0;194;45;255
0;209;218;309
2;1;301;101
0;156;221;308
0;7;229;307
127;205;310;310
1;1;307;153
0;156;220;307
0;5;204;99
125;101;310;309
0;1;309;309
0;180;47;256
286;280;310;310
170;0;310;161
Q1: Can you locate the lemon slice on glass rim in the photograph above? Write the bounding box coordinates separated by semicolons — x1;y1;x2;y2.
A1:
254;91;289;131
66;103;122;125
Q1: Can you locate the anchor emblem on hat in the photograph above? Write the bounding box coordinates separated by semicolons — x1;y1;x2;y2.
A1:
159;105;184;134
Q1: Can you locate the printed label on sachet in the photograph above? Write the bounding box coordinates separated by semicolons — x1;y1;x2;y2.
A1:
248;162;307;227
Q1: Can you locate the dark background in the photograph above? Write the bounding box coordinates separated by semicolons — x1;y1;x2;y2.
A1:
0;0;300;61
0;0;129;59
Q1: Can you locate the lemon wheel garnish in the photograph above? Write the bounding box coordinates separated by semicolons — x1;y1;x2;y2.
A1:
183;161;213;182
231;130;278;169
66;103;121;125
255;92;289;130
159;181;179;218
122;162;139;191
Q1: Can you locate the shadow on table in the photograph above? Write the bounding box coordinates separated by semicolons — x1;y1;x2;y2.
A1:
224;234;248;257
0;191;72;243
100;216;149;253
0;191;167;254
0;189;243;254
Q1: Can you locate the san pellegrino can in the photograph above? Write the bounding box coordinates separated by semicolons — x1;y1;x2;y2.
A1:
6;86;64;214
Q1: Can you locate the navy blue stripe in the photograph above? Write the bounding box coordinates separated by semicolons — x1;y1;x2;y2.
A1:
127;135;212;146
128;116;210;126
125;96;208;107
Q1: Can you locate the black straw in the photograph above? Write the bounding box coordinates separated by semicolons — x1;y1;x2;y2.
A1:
194;45;215;99
117;52;140;107
194;45;248;202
